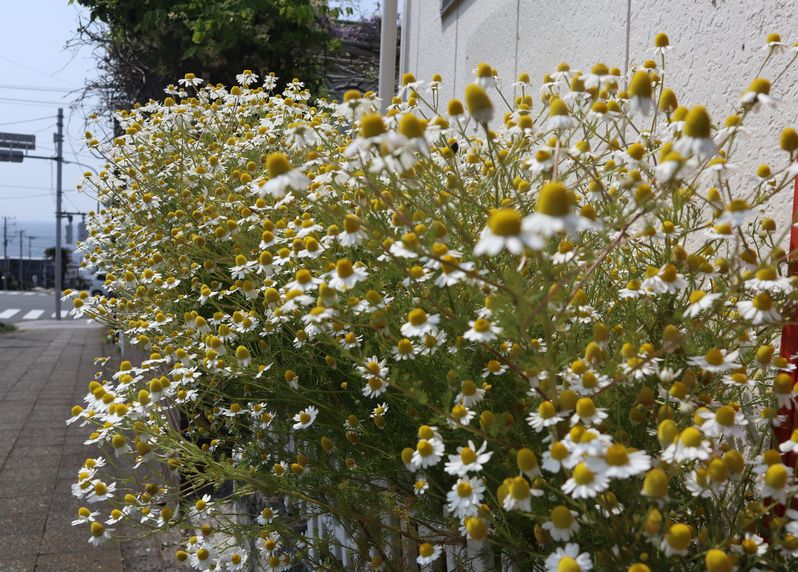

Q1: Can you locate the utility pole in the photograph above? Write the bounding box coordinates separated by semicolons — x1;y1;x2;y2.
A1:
55;108;64;319
1;216;10;290
18;230;24;289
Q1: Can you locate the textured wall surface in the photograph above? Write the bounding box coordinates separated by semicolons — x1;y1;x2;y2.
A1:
401;0;798;228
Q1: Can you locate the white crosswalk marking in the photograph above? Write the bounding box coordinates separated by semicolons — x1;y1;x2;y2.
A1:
6;291;19;296
22;310;45;320
50;310;69;318
0;309;20;320
23;292;35;296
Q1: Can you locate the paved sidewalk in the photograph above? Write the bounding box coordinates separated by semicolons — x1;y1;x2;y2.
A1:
0;321;182;571
0;320;125;571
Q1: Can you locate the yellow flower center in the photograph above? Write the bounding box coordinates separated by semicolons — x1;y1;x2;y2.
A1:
667;524;692;550
715;406;736;426
539;401;557;419
417;439;434;457
680;427;702;448
408;308;428;326
550;505;573;529
487;209;522;236
336;259;354;278
575;398;596;418
752;292;773;311
509;476;531;499
457;481;473;497
765;464;788;489
551;441;569;460
605;444;629;466
548;97;570;117
419;543;435;558
572;463;595;485
397;339;414;354
683;106;712;139
360;114;386;138
473;319;491;333
461;380;477;396
460;447;477;465
557;557;581;572
537;181;573;217
704;348;725;366
266;152;292;177
299;412;311;424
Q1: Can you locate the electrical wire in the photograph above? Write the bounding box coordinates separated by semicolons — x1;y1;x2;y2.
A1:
0;84;73;93
0;115;54;127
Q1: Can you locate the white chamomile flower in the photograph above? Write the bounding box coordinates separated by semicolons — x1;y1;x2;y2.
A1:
463;318;502;343
400;308;440;338
446;476;485;519
292;406;318;430
542;506;581;542
737;292;781;325
561;463;610;499
474;208;542;256
544;543;592;572
416;543;442;567
444;441;493;476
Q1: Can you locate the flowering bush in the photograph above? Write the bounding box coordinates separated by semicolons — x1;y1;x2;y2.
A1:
69;33;798;571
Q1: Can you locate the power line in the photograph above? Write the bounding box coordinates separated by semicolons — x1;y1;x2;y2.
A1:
0;115;54;127
0;96;68;106
0;84;73;93
0;55;79;88
0;192;54;199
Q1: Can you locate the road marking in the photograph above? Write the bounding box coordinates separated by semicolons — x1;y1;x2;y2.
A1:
6;291;19;295
50;311;69;318
0;309;20;320
23;292;35;296
22;309;45;320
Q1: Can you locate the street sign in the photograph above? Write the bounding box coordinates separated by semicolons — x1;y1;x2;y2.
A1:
0;149;24;162
0;132;35;151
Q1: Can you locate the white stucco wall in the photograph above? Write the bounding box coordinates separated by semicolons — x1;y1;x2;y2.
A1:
401;0;798;227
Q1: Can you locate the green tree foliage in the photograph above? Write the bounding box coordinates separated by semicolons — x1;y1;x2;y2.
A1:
70;0;343;110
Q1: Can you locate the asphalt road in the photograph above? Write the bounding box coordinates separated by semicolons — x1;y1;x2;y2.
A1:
0;290;69;322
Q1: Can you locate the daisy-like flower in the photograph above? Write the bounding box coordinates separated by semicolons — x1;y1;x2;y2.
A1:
473;208;542;256
400;308;440;338
482;359;508;377
746;266;793;293
737;292;781;325
562;463;610;499
413;478;429;496
761;463;794;503
339;214;368;246
740;76;778;112
780;428;798;455
88;521;113;546
362;376;389;398
688;348;740;373
455;379;486;407
292;406;318;430
411;437;445;469
586;443;651;479
235;69;258;86
618;279;645;299
642;263;688;294
473;62;498;89
542;505;580;542
446;476;485;519
544;543;592;572
698;405;748;439
256;153;308;199
542;442;573;475
464;83;494;123
628;70;654;116
661;524;692;557
683;290;721;317
392;338;419;361
416;543;442;567
648;32;672;55
523;181;600;239
328;259;368;292
444;441;493;476
502;476;533;512
527;400;564;431
734;533;768;557
763;32;789;53
178;72;203;87
662;427;712;463
463;318;502;343
674;105;717;160
570;398;608;427
545;97;577;130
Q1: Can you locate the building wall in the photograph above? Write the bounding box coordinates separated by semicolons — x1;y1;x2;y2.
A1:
401;0;798;226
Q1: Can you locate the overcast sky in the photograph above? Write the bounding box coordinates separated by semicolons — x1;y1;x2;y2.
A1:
0;0;386;229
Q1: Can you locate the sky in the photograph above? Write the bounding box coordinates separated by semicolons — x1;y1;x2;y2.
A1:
0;0;387;256
0;1;102;257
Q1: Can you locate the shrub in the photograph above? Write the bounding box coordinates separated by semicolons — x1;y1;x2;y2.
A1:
70;34;798;571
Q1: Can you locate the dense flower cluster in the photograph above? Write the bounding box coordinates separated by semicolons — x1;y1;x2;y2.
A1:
69;34;798;571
